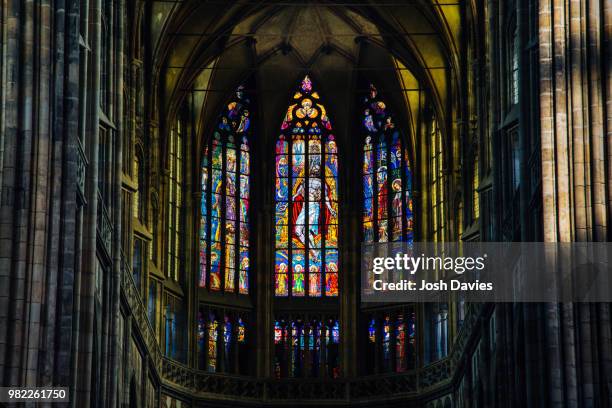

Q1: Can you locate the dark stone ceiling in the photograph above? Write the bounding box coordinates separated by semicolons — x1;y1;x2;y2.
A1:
152;2;461;160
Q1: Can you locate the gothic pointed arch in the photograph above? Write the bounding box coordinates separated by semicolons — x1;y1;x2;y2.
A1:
361;84;414;244
274;75;339;298
199;85;252;294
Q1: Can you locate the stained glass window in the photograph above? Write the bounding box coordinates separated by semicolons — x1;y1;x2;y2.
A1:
197;312;206;369
198;309;248;374
368;318;376;343
273;317;339;378
223;316;233;371
395;314;406;372
362;84;413;244
237;318;246;343
382;316;392;370
275;75;339;297
207;314;218;372
200;86;251;294
365;308;416;374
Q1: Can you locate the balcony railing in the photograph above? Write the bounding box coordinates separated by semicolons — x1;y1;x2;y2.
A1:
350;370;418;399
162;359;264;401
76;138;87;205
120;253;163;372
121;290;488;404
97;193;112;254
121;265;486;404
158;356;452;404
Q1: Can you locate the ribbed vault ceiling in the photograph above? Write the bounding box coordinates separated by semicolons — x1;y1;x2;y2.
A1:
237;5;379;63
151;1;462;157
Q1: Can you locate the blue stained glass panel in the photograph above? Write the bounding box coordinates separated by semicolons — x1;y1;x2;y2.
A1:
276;178;288;201
240;175;249;198
240;150;249;175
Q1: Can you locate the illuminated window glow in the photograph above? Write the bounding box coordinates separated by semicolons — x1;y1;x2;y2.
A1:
362;84;413;244
200;86;251;294
274;76;339;297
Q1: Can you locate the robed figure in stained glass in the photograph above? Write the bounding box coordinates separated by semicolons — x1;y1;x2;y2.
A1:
362;83;413;244
291;164;337;251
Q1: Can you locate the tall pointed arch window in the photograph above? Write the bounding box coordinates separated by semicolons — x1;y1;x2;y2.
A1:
362;84;413;243
167;121;184;281
199;86;251;294
507;16;520;107
274;76;339;297
430;116;445;241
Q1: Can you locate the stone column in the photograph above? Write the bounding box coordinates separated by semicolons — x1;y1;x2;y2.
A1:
75;0;102;404
0;0;83;396
108;0;126;405
539;0;610;242
606;0;612;242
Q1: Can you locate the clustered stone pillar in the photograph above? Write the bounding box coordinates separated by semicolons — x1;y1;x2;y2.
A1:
0;0;80;390
0;1;126;407
539;0;610;242
537;0;612;406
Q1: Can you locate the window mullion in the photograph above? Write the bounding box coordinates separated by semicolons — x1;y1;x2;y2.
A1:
235;147;240;294
320;137;325;298
221;141;227;292
206;147;212;291
288;138;293;297
305;136;310;297
386;134;392;242
373;138;379;243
